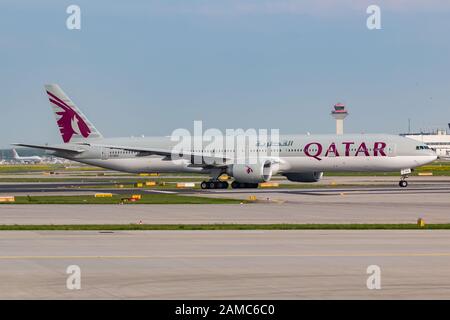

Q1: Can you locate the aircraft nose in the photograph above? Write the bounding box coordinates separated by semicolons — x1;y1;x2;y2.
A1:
426;154;438;164
430;150;438;160
417;153;437;166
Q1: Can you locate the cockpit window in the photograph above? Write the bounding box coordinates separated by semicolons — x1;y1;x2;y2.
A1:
416;145;430;150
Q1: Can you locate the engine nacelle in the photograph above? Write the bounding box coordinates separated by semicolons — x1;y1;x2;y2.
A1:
284;172;323;183
228;160;275;183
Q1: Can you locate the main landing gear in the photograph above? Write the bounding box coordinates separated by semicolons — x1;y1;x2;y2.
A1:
399;168;411;188
231;181;259;189
200;180;229;189
199;180;260;189
200;169;260;190
200;169;230;189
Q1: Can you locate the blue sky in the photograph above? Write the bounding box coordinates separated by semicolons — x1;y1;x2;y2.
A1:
1;0;450;147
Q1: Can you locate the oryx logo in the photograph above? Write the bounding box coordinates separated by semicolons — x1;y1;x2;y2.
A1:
245;166;253;174
47;91;91;143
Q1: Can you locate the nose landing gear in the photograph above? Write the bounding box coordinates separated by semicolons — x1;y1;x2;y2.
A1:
399;179;408;188
399;168;411;188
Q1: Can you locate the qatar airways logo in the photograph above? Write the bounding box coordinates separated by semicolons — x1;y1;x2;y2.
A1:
47;91;91;143
304;141;387;161
245;166;254;174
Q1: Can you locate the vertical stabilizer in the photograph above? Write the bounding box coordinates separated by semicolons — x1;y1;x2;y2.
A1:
44;84;103;143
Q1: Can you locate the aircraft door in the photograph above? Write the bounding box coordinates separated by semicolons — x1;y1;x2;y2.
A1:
101;147;109;160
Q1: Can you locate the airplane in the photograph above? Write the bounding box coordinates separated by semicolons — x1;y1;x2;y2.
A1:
12;148;42;164
14;84;437;189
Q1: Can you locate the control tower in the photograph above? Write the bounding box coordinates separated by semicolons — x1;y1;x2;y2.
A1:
331;102;348;135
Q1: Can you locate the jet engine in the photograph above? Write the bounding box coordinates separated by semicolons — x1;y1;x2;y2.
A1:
283;172;323;183
228;160;276;183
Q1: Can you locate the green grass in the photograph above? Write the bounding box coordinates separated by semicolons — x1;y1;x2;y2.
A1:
0;165;103;173
4;194;244;205
0;223;448;231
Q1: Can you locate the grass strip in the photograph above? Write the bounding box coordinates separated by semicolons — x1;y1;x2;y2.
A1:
3;194;244;205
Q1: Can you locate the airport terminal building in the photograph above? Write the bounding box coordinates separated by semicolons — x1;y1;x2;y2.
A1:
401;124;450;157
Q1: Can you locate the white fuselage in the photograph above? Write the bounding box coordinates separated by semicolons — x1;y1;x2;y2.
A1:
50;134;437;177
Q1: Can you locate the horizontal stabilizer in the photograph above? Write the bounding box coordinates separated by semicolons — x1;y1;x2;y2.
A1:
12;143;84;153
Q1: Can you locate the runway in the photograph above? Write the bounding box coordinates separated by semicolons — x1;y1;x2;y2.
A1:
1;186;449;224
0;176;450;300
1;230;450;299
2;176;450;195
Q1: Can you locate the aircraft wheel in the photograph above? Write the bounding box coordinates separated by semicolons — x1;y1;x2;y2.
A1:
231;182;259;189
219;181;229;189
201;181;228;189
399;180;408;188
208;181;216;189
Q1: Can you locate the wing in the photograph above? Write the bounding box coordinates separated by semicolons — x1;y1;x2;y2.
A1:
81;142;231;168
